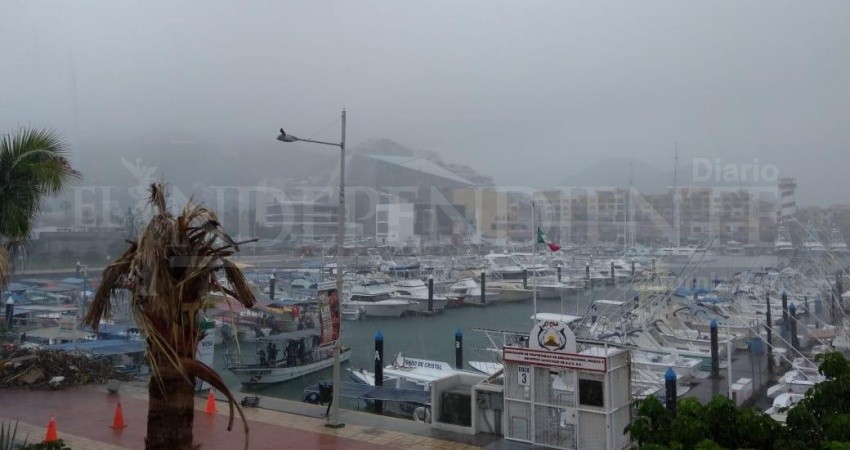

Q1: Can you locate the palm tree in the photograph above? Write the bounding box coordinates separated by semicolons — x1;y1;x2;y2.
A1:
0;127;81;288
84;183;256;450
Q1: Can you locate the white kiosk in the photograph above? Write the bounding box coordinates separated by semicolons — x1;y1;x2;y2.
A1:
502;318;631;450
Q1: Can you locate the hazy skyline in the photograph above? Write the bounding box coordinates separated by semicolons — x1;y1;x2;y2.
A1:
3;1;850;205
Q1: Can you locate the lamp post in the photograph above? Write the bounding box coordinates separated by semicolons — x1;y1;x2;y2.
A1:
277;109;346;428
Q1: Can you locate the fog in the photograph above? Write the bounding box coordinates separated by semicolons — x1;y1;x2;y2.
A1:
2;0;850;205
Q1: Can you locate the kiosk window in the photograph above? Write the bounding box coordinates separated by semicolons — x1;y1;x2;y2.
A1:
579;378;604;407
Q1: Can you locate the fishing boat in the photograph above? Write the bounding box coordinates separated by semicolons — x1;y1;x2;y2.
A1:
224;329;351;385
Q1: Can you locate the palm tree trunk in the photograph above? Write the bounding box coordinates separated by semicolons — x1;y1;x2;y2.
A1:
146;362;195;450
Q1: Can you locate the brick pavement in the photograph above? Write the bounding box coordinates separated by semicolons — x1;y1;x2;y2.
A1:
0;385;482;449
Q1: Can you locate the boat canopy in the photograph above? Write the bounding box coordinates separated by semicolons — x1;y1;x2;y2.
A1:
256;328;319;342
532;313;583;324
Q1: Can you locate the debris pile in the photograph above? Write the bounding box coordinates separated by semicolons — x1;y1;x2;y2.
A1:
0;348;135;389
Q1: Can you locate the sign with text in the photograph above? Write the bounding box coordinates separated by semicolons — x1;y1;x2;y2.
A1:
503;347;607;373
317;282;340;345
517;365;531;386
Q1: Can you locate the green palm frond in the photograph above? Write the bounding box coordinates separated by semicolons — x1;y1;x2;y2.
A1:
0;126;81;289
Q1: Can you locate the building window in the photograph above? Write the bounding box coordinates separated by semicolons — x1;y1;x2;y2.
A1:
377;211;389;221
578;378;604;407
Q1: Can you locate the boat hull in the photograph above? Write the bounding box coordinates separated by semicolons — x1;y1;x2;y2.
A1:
230;350;352;386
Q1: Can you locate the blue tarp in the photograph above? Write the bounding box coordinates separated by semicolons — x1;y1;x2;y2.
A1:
673;286;713;297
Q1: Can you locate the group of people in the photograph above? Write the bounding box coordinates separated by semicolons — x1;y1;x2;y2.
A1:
256;342;280;367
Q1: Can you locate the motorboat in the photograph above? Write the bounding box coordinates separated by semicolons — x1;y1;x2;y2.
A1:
774;226;795;256
225;328;351;385
767;370;826;398
632;351;702;380
348;353;484;419
389;279;449;313
765;392;805;415
346;281;411;318
446;278;499;307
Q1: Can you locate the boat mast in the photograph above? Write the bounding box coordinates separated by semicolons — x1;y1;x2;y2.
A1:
672;143;680;248
531;200;538;323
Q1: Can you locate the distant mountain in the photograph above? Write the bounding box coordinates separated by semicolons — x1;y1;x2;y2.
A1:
355;138;493;186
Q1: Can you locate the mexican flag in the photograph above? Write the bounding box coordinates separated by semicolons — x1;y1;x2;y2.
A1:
537;227;561;252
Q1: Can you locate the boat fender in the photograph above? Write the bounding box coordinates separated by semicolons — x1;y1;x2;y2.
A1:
303;391;321;404
413;407;431;423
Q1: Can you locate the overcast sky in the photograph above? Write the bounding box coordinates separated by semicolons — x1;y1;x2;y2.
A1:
2;0;849;205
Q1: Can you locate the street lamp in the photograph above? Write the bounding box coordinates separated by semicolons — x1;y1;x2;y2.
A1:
276;109;346;428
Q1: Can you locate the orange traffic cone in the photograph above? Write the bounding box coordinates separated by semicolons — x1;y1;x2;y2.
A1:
205;389;217;414
110;401;127;429
44;416;58;442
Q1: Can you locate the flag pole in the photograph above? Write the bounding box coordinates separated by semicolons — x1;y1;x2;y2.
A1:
532;200;538;324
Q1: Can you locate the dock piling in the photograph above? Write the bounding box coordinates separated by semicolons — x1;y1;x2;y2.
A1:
665;367;677;415
375;331;384;414
480;272;486;304
710;320;719;379
455;328;463;369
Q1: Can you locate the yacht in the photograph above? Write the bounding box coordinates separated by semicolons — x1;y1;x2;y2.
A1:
446;278;500;307
774;226;795;256
483;253;526;281
390;279;449;313
828;227;849;254
801;226;827;256
631;351;702;380
767;369;826;398
346;281;411;317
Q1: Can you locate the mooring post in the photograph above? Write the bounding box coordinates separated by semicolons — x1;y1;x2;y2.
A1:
375;330;384;414
710;319;720;379
665;367;677;415
455;328;463;369
428;276;434;312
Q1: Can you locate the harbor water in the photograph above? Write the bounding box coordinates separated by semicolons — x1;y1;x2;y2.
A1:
213;285;616;403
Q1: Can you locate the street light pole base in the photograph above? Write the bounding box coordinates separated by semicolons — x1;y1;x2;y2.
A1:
324;422;345;429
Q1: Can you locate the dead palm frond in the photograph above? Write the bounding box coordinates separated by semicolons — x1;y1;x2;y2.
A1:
84;182;256;449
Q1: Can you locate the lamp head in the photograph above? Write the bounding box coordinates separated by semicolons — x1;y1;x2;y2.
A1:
277;128;299;143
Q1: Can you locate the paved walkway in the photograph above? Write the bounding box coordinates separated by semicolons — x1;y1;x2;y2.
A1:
0;385;484;449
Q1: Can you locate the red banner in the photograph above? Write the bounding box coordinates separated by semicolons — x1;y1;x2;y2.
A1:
317;282;340;345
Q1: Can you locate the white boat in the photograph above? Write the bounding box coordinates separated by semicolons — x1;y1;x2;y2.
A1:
347;281;411;317
446;278;499;307
484;253;526;281
775;226;794;256
225;329;351;386
486;282;533;302
632;351;702;380
341;304;364;321
767;369;826;398
765;392;805;416
828;227;849;254
348;354;483;419
469;361;503;375
390;279;449;313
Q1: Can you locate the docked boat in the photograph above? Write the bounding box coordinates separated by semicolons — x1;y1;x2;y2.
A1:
767;369;826;398
346;281;411;317
390;279;449;313
224;329;351;386
775;226;795;256
632;351;702;380
446;278;499;307
348;354;483;419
